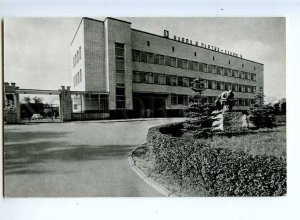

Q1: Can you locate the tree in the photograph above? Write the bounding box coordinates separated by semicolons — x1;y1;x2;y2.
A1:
185;78;206;118
254;87;265;107
23;96;31;103
184;78;213;133
33;96;43;104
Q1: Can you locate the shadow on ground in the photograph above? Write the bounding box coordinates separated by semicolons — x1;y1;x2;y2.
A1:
4;141;135;175
4;131;70;143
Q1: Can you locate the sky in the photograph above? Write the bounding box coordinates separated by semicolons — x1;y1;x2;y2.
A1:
4;17;286;99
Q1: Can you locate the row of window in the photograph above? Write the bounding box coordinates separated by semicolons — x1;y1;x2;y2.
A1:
73;46;81;68
170;94;255;107
132;50;257;81
115;43;126;109
73;69;82;88
133;71;257;94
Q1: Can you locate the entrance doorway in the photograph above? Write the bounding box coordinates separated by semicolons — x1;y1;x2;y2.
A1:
133;93;167;118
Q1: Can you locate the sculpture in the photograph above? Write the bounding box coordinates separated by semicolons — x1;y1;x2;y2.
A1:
215;90;235;111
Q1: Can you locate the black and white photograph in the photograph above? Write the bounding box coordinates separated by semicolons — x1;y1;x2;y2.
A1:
2;16;287;198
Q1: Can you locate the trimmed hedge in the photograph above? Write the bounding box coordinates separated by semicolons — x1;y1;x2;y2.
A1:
147;123;286;196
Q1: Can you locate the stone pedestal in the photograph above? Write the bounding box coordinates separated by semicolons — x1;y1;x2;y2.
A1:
212;111;250;132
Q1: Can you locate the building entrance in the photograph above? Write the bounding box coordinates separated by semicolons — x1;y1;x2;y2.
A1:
133;93;167;118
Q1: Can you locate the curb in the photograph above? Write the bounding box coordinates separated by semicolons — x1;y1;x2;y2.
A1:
128;145;178;197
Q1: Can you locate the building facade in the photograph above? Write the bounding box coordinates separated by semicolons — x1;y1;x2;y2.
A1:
70;17;264;118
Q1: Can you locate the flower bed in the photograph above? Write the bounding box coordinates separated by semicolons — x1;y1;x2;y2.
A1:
146;122;286;196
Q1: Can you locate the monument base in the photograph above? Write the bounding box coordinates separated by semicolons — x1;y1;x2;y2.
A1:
212;111;252;132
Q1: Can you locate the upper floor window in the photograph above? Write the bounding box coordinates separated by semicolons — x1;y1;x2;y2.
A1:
194;52;197;56
147;41;150;47
172;47;175;52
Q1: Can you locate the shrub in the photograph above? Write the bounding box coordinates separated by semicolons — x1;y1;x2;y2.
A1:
147;123;286;196
249;105;276;128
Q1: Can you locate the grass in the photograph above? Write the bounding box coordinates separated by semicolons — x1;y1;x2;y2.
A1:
201;126;286;159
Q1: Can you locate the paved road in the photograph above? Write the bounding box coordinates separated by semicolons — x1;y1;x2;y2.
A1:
4;118;185;197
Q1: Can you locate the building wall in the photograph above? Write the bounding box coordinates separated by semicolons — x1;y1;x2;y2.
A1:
70;20;85;92
71;17;264;114
131;29;264;109
104;18;133;110
83;19;107;92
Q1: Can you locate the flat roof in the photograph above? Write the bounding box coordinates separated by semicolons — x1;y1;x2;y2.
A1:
71;17;263;65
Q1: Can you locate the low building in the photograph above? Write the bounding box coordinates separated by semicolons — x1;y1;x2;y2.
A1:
70;17;264;118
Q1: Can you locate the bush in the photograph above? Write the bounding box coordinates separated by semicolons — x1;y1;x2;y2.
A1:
249;106;276;128
147;123;286;196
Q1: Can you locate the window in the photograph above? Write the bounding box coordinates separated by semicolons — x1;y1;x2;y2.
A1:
247;85;252;93
203;64;208;73
192;61;198;71
133;50;141;61
172;47;175;52
178;95;184;105
171;57;177;67
177;58;183;68
212;65;217;74
159;55;165;65
228;60;231;65
203;79;208;89
183;77;188;87
184;95;189;106
239;71;245;79
208;80;213;89
154;54;159;64
165;56;171;66
252;73;256;81
178;76;183;86
194;52;197;56
154;73;159;84
208;65;212;73
213;56;215;61
140;72;146;83
171;76;177;86
116;84;125;109
217;66;223;75
188;60;193;70
79;69;82;83
147;53;154;63
115;43;125;108
79;46;81;60
166;75;171;85
133;71;141;83
147;41;150;46
224;68;231;76
242;64;244;68
171;94;177;105
141;51;147;62
217;81;221;90
158;74;165;85
254;67;256;71
146;72;154;84
233;84;238;92
116;60;125;70
225;82;231;91
233;69;238;78
182;60;188;69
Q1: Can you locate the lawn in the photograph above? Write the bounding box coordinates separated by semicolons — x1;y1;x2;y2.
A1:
201;126;286;159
